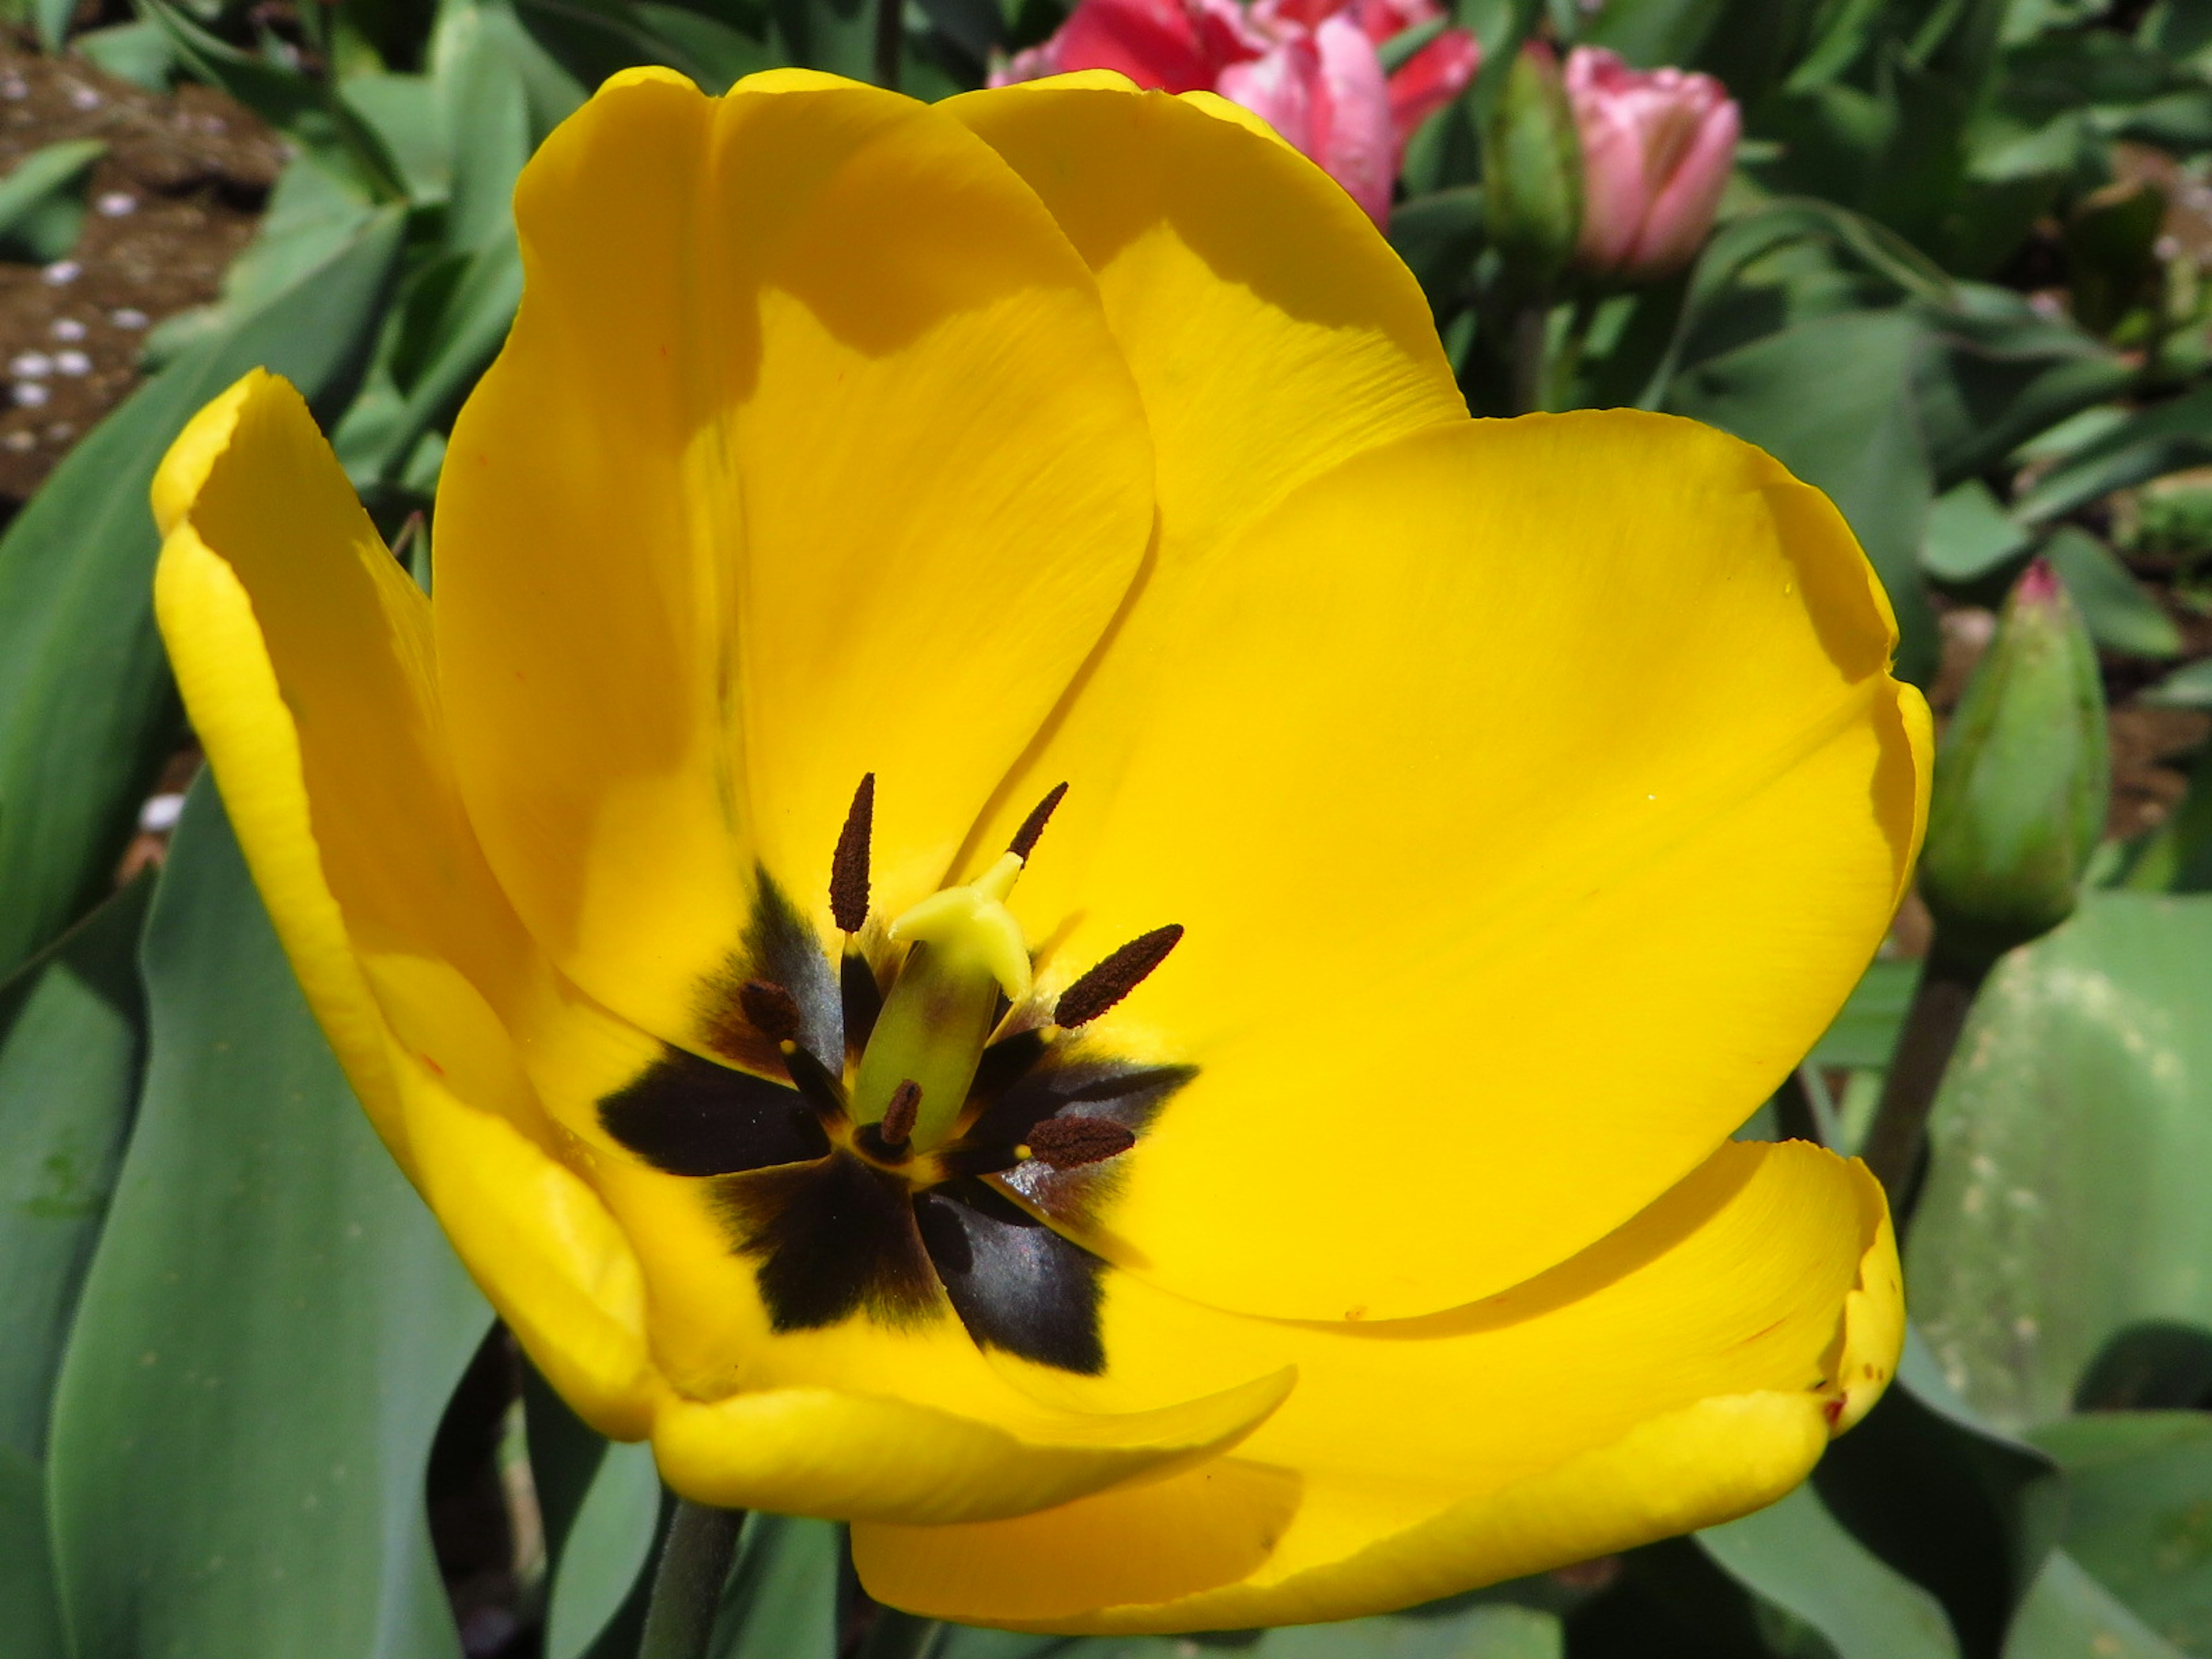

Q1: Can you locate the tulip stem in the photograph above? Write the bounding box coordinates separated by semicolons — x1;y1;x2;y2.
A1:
638;1499;745;1659
873;0;902;89
1856;945;1995;1228
1508;300;1551;414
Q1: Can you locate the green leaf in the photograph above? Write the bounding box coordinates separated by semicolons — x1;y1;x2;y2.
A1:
547;1440;662;1659
2028;1413;2212;1653
2003;1550;2187;1659
0;880;151;1464
1700;1482;1961;1659
1576;0;1725;67
70;20;183;90
1812;1336;2063;1659
0;203;404;984
1810;956;1922;1069
712;1514;842;1659
0;139;104;265
434;0;535;253
0;1445;65;1659
2142;657;2212;709
1924;480;2032;584
44;783;492;1659
2041;527;2183;658
1668;307;1941;685
1907;891;2212;1431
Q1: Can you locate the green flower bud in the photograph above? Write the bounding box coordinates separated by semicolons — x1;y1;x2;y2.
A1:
1482;42;1584;294
1920;559;2110;966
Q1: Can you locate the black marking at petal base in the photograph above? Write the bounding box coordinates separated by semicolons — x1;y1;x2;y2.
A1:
600;1047;830;1177
1054;925;1184;1028
713;1152;940;1331
1007;782;1069;861
983;1052;1196;1231
831;774;874;933
914;1181;1107;1374
840;951;883;1058
697;868;843;1074
968;1028;1047;1107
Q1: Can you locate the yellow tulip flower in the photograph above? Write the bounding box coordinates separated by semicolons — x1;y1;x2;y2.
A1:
150;63;1927;1633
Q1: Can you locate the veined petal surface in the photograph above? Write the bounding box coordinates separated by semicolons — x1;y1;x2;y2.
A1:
854;1141;1903;1630
994;411;1929;1320
941;78;1466;897
435;70;1155;1055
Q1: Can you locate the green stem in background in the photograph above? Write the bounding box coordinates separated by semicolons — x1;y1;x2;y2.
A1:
1542;291;1601;410
638;1499;745;1659
872;0;902;90
1507;300;1551;414
858;1609;945;1659
1855;945;1996;1229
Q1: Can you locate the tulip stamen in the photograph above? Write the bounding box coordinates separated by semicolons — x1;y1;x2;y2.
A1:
1007;781;1069;860
1019;1115;1137;1169
738;978;802;1043
1054;925;1185;1028
831;772;874;934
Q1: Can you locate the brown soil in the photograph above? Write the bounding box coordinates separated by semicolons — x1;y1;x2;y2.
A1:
0;41;281;514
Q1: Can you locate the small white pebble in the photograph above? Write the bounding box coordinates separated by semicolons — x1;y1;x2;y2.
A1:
9;352;52;378
2;430;33;452
94;191;137;218
1;78;27;100
138;793;187;834
53;350;90;377
44;422;74;442
13;382;50;408
109;307;147;329
42;260;80;286
66;85;101;111
2158;234;2183;261
50;317;86;342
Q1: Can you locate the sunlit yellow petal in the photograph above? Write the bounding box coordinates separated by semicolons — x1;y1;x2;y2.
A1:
435;70;1154;1057
151;368;657;1431
991;411;1925;1320
940;79;1465;894
854;1142;1899;1629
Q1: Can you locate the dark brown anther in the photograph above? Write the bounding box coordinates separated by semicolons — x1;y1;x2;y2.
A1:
830;773;875;933
1054;925;1185;1028
1023;1115;1137;1169
738;979;801;1043
878;1079;922;1148
1007;782;1070;861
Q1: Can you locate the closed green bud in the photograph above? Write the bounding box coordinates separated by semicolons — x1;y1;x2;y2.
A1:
1920;559;2109;966
1482;42;1583;294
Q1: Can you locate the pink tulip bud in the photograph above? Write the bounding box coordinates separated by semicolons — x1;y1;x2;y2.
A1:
990;0;1262;93
1217;13;1394;224
1563;46;1738;283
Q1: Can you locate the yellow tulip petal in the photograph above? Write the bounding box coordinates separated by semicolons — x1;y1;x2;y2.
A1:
988;411;1927;1320
940;79;1466;893
151;369;657;1432
435;70;1154;1056
854;1142;1902;1630
653;1362;1292;1525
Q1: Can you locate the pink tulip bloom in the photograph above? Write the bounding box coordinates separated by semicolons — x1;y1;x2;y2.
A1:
993;0;1478;226
1565;46;1740;282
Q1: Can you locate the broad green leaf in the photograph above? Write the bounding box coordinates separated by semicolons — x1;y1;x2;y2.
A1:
0;139;104;265
2013;384;2212;526
2143;657;2212;709
343;71;452;203
2028;1413;2212;1654
1810;956;1921;1069
1700;1482;1961;1659
1812;1336;2063;1659
1388;187;1482;321
1908;892;2212;1432
0;1445;65;1659
1924;480;2031;584
1247;1599;1562;1657
2004;1550;2186;1659
713;1514;842;1659
0;203;403;985
547;1440;662;1659
2041;527;2183;657
69;20;182;89
1912;287;2133;490
45;785;491;1659
0;880;151;1464
1577;0;1725;67
434;0;535;253
1668;307;1940;685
